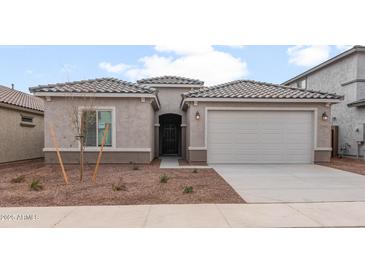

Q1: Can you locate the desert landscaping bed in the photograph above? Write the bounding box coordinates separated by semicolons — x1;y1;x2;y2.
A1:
0;159;244;207
318;157;365;176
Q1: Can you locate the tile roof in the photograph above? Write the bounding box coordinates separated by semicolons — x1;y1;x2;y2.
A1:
29;78;156;94
183;80;342;100
0;85;44;112
137;75;204;85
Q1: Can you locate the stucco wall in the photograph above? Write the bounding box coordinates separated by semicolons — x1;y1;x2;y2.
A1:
43;97;155;163
288;53;365;157
153;86;194;157
0;106;44;163
185;101;332;163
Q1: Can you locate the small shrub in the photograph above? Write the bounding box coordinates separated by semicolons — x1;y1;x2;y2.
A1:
30;179;43;191
160;174;169;183
192;168;198;173
112;183;127;192
11;175;25;183
183;186;194;194
133;164;139;171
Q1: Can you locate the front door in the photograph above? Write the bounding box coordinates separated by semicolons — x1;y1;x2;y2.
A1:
162;123;178;155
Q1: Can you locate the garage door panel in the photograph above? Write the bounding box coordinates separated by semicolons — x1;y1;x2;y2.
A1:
207;110;314;164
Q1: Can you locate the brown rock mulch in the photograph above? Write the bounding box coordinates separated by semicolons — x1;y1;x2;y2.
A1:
0;159;244;207
318;157;365;176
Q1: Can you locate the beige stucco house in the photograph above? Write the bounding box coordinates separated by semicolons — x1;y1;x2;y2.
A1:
31;76;341;164
0;84;44;163
283;46;365;158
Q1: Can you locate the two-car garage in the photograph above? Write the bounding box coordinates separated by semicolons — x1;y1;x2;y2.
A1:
207;109;314;164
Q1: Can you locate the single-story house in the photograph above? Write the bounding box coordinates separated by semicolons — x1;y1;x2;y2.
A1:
0;84;44;163
30;76;342;164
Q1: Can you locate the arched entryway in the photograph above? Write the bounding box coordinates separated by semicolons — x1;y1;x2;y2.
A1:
159;114;182;156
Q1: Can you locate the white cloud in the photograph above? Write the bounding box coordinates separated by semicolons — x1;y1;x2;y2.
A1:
287;45;330;67
124;46;248;85
99;62;130;73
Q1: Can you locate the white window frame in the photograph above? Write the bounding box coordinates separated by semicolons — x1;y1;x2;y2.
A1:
78;106;116;149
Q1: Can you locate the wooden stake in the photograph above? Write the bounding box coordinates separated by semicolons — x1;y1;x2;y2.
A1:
92;123;110;184
49;125;69;185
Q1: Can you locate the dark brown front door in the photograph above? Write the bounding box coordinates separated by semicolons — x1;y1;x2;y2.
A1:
162;124;178;155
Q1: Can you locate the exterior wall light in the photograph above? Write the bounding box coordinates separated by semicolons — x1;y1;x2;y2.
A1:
195;111;201;120
322;112;329;121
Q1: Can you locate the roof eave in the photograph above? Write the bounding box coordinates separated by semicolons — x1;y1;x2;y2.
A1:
138;83;203;88
180;97;342;107
282;46;365;85
0;102;44;114
347;99;365;107
33;91;161;110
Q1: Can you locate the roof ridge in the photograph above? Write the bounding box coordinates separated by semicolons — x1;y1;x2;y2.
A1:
137;75;204;85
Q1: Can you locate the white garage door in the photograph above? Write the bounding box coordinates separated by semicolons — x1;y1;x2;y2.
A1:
207;110;314;164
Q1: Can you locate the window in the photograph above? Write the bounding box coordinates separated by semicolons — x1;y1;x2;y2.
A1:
21;115;33;123
297;78;307;89
82;110;112;147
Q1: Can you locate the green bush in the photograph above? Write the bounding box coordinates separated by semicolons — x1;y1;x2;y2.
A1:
183;186;194;194
11;175;25;183
160;174;169;183
192;168;198;173
133;164;139;171
30;179;43;191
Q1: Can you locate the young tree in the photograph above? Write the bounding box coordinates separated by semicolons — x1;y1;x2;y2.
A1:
67;95;95;183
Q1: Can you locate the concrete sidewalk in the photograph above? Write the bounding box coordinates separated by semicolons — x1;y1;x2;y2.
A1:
1;202;365;228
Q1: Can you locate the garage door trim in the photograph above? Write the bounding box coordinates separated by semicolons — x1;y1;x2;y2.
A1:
205;107;318;163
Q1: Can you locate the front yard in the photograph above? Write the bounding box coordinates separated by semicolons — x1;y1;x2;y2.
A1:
0;159;244;207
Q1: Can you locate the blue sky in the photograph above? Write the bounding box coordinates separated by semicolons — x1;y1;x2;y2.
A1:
0;45;350;93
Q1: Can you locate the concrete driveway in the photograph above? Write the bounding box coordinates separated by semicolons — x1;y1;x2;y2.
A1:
212;164;365;203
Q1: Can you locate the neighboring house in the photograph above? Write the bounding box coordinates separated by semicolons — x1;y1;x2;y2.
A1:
283;46;365;158
0;84;44;163
31;76;341;164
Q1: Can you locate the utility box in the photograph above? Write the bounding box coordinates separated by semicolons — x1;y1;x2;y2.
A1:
355;124;365;142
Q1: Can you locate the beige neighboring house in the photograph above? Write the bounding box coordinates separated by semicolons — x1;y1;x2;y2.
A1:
283;46;365;158
31;76;341;165
0;84;44;163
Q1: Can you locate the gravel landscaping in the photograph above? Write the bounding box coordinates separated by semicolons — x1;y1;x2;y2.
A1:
0;159;244;207
318;157;365;176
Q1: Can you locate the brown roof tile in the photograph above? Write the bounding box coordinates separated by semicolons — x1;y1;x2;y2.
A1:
0;85;44;112
29;78;156;94
183;80;342;100
137;75;204;85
